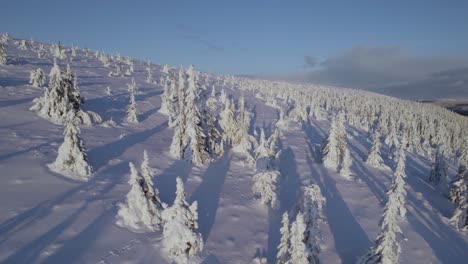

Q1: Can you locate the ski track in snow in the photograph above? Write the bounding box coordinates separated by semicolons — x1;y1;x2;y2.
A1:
0;39;467;264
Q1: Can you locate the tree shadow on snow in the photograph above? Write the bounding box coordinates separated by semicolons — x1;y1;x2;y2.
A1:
190;153;231;242
0;97;35;108
88;121;167;170
0;161;128;246
155;159;192;205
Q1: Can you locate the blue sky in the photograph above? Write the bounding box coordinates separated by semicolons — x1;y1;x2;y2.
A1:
1;0;468;97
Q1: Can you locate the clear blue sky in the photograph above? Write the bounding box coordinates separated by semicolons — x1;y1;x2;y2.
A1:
1;0;468;78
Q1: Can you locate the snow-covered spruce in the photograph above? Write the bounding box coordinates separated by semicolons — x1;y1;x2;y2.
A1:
366;130;389;170
449;163;467;231
30;62;101;125
161;177;203;264
358;148;407;264
29;68;46;88
322;113;346;171
277;212;291;264
159;72;171;115
288;212;310;264
0;42;7;65
429;147;449;196
339;148;353;179
48;112;92;180
300;184;325;264
182;66;210;165
116;162;163;231
18;39;28;50
252;129;281;208
126;78;139;123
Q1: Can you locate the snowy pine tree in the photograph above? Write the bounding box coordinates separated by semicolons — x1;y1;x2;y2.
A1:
116;162;162;231
48;112;92;180
126;78;138;123
301;184;325;264
322;115;345;171
429;147;449;196
161;177;203;263
366;130;389;170
29;68;46;88
289;212;310;264
449;164;467;231
277;212;291;264
0;42;7;65
340;148;353;179
359;147;407;264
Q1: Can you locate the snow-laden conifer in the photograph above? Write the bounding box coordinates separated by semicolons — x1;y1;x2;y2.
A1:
300;184;325;264
429;147;449;196
358;147;407;264
366;130;389;170
161;177;203;263
322;115;343;170
126;78;138;123
449;164;467;231
19;39;28;50
29;68;46;88
116;162;162;231
340;148;353;179
0;42;7;65
277;212;291;264
289;212;310;264
48;112;92;180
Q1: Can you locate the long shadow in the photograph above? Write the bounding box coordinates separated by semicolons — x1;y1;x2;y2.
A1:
0;121;33;130
308;156;371;262
266;142;302;263
138;107;159;123
88;121;167;170
248;105;257;135
0;97;35;108
0;77;26;87
0;140;57;161
1;205;87;264
135;90;163;102
189;153;231;241
41;209;116;264
351;155;388;204
406;193;468;263
155;159;193;204
202;254;221;264
0;161;127;243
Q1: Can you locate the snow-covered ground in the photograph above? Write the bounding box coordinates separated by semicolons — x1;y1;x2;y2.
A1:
0;38;467;263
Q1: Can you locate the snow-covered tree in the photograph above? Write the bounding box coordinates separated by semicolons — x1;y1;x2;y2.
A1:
159;74;171;115
277;212;291;264
19;39;28;50
366;130;389;170
48;112;92;180
340;148;353;179
126;78;138;123
146;63;153;84
289;212;310;264
429;147;449;196
29;68;46;88
116;162;162;231
0;42;7;65
253;170;280;208
359;147;407;264
449;164;467;231
161;177;203;263
301;184;325;264
322;115;345;171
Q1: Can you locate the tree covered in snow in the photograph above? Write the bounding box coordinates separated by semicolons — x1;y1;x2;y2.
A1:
322;114;345;171
289;212;310;264
52;42;66;59
18;39;28;50
181;66;210;165
161;177;203;263
277;212;291;264
300;184;325;264
219;99;238;145
116;162;163;231
126;78;139;123
29;68;46;88
449;162;467;231
48;112;92;180
359;147;407;264
140;150;163;212
0;42;7;65
366;130;389;170
159;73;171;115
252;128;281;208
340;148;353;179
146;63;153;83
429;147;449;196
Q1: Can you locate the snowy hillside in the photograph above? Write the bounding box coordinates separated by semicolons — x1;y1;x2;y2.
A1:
0;35;467;264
